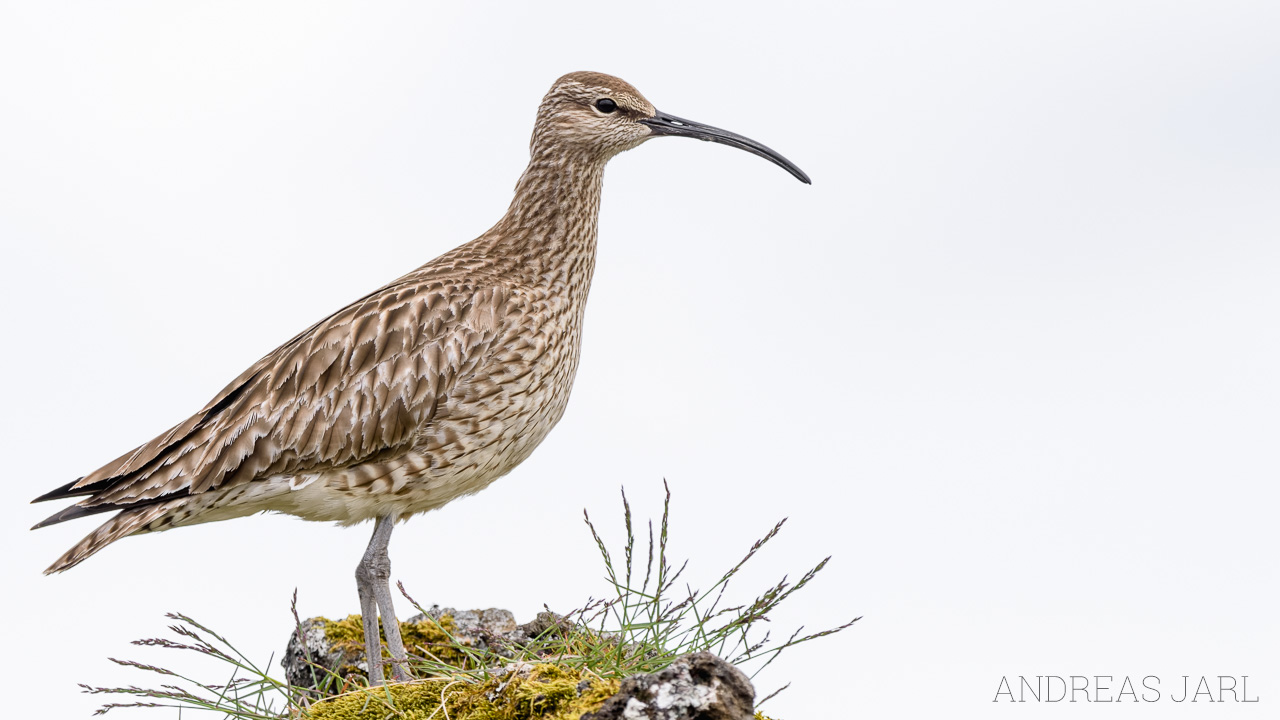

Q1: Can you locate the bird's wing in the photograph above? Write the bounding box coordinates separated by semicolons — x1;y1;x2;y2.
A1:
34;275;516;518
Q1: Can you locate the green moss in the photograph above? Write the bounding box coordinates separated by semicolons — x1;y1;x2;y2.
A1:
320;613;478;671
305;617;780;719
304;663;621;720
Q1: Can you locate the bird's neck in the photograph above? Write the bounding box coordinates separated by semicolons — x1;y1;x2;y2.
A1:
485;144;607;293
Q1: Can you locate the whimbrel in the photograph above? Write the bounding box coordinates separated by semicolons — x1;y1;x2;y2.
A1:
32;72;809;685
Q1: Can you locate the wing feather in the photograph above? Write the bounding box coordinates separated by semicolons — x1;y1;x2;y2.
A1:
35;274;515;520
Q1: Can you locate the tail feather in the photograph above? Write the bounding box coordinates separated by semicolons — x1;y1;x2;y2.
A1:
31;477;93;504
31;501;118;530
43;501;180;575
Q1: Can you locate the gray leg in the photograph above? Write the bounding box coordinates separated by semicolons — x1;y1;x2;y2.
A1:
355;564;384;686
355;515;412;684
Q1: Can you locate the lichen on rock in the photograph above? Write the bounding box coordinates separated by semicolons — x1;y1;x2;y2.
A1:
283;613;462;693
288;608;764;720
580;653;755;720
285;607;527;693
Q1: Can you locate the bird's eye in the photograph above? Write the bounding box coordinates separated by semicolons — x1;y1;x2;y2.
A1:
595;98;617;114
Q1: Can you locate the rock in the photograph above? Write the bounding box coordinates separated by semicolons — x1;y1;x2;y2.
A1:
282;617;366;696
516;609;572;638
286;609;760;720
407;604;519;651
582;652;756;720
282;606;553;693
410;605;516;635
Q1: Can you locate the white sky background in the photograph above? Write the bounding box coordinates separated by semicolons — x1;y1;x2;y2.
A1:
1;1;1278;717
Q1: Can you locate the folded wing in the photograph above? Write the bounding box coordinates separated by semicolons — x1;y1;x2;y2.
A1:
33;277;514;527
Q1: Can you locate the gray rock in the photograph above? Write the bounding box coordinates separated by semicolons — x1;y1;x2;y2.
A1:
282;617;367;696
283;606;540;694
407;605;576;657
283;610;758;720
406;605;519;648
582;652;756;720
515;609;571;639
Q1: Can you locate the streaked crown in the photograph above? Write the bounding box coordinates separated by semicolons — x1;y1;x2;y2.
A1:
530;72;658;157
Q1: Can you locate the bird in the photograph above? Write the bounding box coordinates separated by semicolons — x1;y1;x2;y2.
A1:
31;71;809;685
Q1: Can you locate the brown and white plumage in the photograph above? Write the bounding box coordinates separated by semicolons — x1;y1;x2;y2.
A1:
39;272;541;568
32;71;808;683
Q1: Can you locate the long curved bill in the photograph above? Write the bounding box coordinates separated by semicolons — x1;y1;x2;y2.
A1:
640;110;811;184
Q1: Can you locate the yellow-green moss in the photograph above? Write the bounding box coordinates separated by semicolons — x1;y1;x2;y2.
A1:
304;663;621;720
304;620;781;720
320;613;479;670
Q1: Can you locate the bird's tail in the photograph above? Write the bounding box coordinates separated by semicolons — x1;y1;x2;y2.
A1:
43;500;180;575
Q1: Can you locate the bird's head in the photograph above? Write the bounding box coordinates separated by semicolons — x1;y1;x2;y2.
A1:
532;71;810;184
